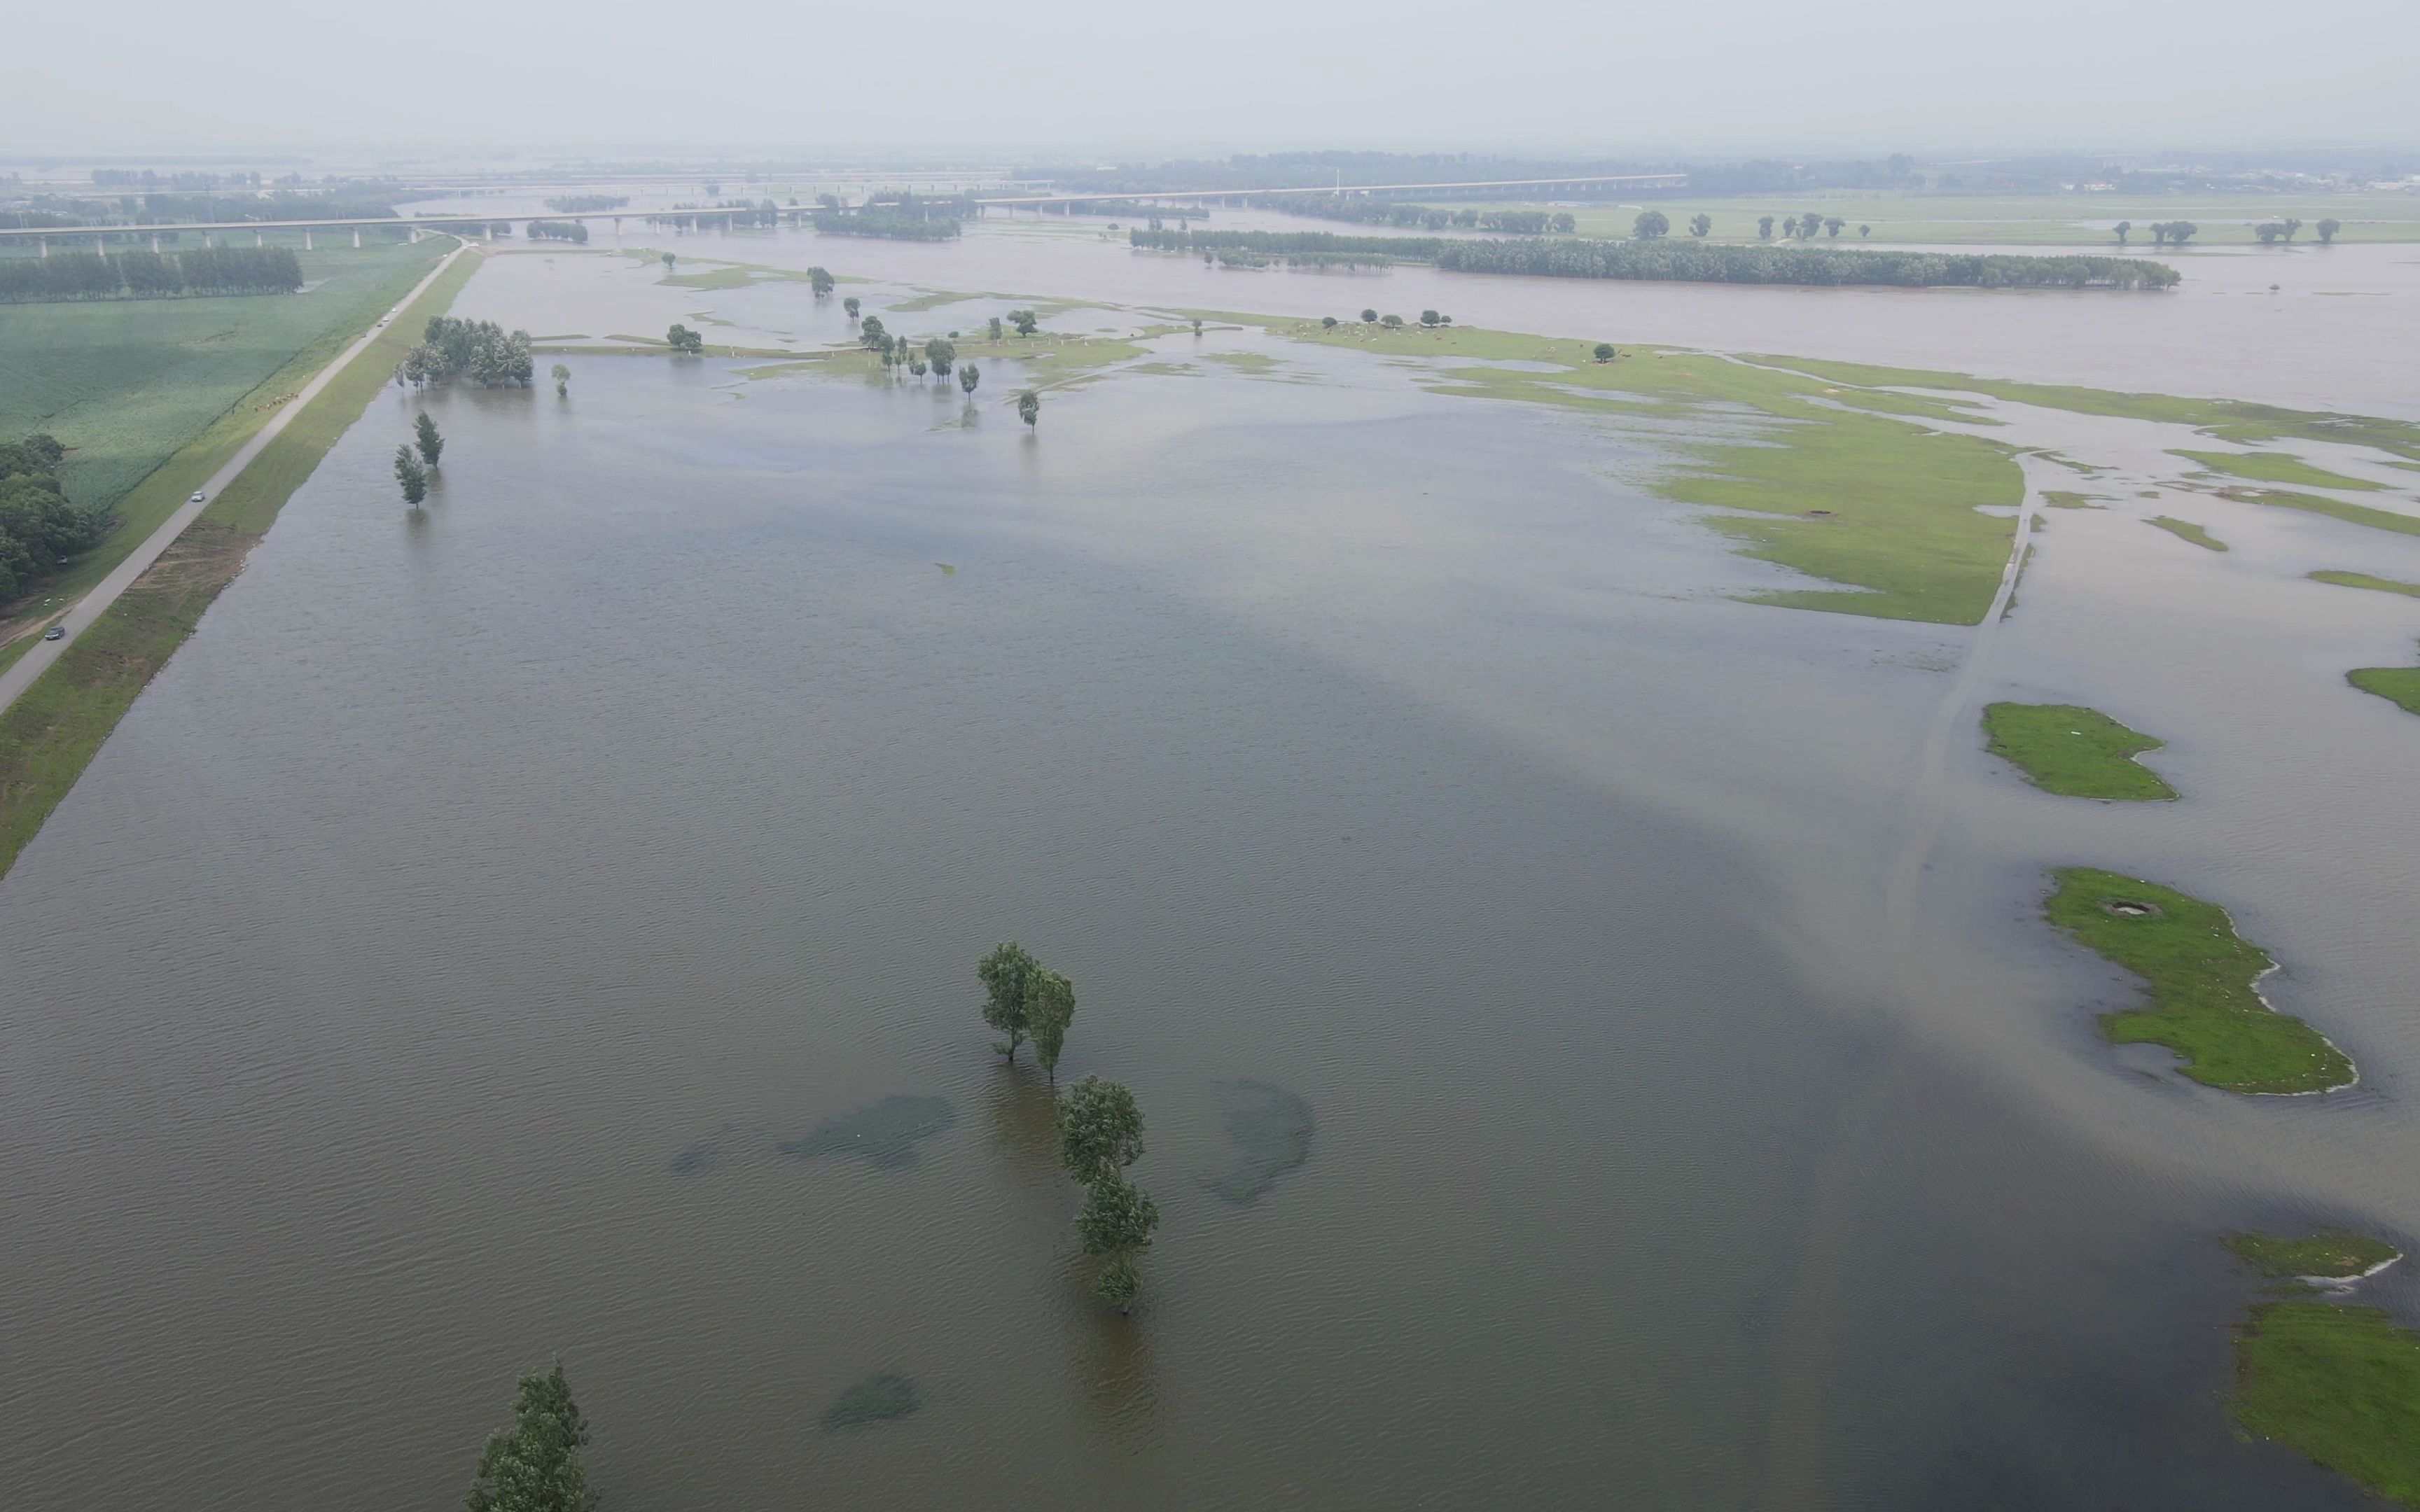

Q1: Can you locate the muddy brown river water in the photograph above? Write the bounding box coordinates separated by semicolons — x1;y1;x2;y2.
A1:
1;218;2416;1510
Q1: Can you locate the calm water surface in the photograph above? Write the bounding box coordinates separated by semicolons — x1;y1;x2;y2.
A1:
1;234;2416;1510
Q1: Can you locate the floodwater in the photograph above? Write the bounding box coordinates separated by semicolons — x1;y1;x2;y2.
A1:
2;225;2418;1511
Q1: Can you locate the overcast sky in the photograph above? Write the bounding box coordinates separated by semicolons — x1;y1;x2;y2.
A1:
7;0;2416;160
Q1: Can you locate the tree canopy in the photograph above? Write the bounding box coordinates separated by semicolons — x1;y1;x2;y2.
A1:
466;1365;596;1512
0;435;107;603
1058;1075;1144;1183
978;943;1039;1059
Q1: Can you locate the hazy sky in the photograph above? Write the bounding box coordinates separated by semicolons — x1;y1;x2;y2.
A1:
8;0;2416;159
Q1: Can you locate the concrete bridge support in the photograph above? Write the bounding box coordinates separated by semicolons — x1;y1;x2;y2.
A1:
303;230;313;250
151;234;161;253
253;229;264;247
353;226;362;248
37;237;46;258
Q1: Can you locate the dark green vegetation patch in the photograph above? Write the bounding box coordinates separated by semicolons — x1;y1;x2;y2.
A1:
2044;869;2353;1094
2311;570;2420;599
2234;1302;2420;1506
2149;515;2227;552
2221;489;2420;538
821;1372;920;1430
1982;704;2176;800
2227;1230;2403;1281
2172;449;2385;491
1204;1081;1316;1204
779;1095;957;1168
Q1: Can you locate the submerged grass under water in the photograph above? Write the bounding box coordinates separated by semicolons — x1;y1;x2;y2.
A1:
2226;1230;2402;1281
778;1095;957;1168
2234;1301;2420;1507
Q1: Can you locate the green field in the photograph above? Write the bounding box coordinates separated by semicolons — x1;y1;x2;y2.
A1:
1332;193;2420;248
2150;516;2227;551
1982;704;2176;799
0;239;450;659
2235;1301;2420;1507
2311;570;2420;598
2227;1230;2402;1281
0;251;475;877
2043;867;2353;1094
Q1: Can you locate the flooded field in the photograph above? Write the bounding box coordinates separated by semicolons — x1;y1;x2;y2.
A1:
2;223;2416;1510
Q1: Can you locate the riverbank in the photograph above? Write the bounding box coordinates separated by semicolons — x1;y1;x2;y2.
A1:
0;250;479;876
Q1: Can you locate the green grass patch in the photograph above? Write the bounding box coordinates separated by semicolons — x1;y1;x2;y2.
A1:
1264;320;2022;624
2172;449;2386;491
2150;516;2227;551
2220;489;2420;538
2044;867;2353;1094
2227;1231;2402;1281
2311;570;2420;599
2347;666;2420;717
2234;1301;2420;1506
2042;489;2097;508
0;251;476;878
885;288;981;312
1983;704;2176;799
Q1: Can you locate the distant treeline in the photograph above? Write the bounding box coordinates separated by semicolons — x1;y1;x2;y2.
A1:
813;209;961;241
1028;150;1924;199
1434;239;2182;288
0;434;110;604
1132;229;1446;257
544;195;629;213
0;245;304;303
527;220;590;243
1274;197;1573;234
18;188;402;229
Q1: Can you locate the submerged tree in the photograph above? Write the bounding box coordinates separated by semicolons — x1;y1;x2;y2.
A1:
959;363;980;398
551;363;571;396
1689;214;1712;237
924;337;956;377
394;445;427;505
1077;1174;1160;1313
979;943;1040;1060
2113;220;2132;245
666;323;704;354
843;295;862;320
808;266;835;296
858;315;886;350
466;1364;596;1512
661;251;675;272
414;412;445;468
1059;1074;1144;1184
1024;968;1076;1082
1015;388;1040;430
2317;218;2342;245
908;358;927;381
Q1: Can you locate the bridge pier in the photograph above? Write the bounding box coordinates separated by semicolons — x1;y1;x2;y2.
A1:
304;229;313;251
151;234;161;253
97;234;107;255
37;237;46;258
352;226;361;248
254;229;264;247
612;216;622;237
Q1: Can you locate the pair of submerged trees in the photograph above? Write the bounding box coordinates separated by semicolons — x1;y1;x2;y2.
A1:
980;944;1160;1311
393;412;444;506
665;323;705;355
464;1364;595;1512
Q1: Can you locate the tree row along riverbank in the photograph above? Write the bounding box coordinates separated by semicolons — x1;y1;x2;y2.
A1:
0;252;480;877
1129;229;2180;288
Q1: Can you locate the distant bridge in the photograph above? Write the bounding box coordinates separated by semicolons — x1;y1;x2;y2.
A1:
0;174;1689;254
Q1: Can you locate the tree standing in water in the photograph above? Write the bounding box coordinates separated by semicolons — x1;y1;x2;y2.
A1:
466;1364;596;1512
414;412;445;468
551;363;571;396
1077;1173;1160;1314
394;445;427;505
1015;388;1040;430
843;295;862;321
959;363;980;400
1024;969;1075;1083
979;943;1040;1060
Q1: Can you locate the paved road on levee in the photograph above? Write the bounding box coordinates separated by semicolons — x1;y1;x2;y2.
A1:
0;244;468;720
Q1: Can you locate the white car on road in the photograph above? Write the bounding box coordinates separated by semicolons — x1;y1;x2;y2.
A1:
188;491;207;503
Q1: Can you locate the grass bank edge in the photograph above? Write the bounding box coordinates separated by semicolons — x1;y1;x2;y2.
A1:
0;251;478;878
2043;867;2353;1094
